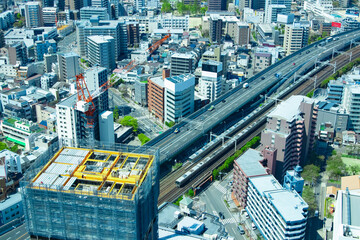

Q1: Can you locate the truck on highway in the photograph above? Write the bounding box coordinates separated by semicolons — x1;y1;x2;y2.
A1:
243;83;249;88
208;105;215;111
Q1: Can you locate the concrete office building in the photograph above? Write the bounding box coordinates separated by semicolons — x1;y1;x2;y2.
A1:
282;165;304;196
164;74;195;123
208;0;226;11
99;111;115;144
25;2;43;28
316;101;348;133
265;0;291;23
283;21;310;55
209;15;223;43
327;79;345;104
80;7;109;20
148;76;165;122
342;85;360;133
126;23;140;47
87;35;116;71
0;193;23;228
235;22;250;46
261;95;317;180
41;72;57;90
44;52;57;73
84;66;108;91
21;146;159;240
161;14;189;31
56;91;108;147
57;52;80;82
76;17;127;60
246;175;308;240
199;60;223;102
42;7;57;26
92;0;109;8
134;79;148;107
253;52;271;72
171;53;196;76
67;0;83;10
8;42;27;66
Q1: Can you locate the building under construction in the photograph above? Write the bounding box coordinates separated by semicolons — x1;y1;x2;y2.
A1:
21;145;159;240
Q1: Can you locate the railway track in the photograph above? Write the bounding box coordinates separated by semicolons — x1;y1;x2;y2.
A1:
158;45;360;206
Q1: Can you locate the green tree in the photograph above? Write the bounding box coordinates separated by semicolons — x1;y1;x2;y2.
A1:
120;116;138;132
161;0;173;13
113;106;119;120
0;142;8;151
326;155;347;180
302;164;320;184
10;145;18;153
177;1;188;14
16;13;21;19
322;31;329;38
212;168;219;180
187;188;194;197
302;186;317;214
138;133;150;145
166;121;175;127
201;6;208;15
348;165;360;175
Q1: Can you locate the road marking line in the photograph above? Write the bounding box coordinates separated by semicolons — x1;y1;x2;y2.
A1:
16;232;28;240
16;231;20;234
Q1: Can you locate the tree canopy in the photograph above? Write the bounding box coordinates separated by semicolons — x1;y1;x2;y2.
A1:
326;154;347;180
302;164;320;184
161;0;173;13
120;116;138;132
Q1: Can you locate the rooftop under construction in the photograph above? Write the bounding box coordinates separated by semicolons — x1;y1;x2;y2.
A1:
31;147;155;200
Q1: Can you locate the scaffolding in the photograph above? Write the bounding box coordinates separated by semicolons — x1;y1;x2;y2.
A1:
21;142;159;240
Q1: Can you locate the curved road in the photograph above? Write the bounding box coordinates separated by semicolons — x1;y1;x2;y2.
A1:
146;29;360;165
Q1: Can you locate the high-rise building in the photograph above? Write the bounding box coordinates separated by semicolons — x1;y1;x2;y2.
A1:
84;66;108;91
21;145;159;240
148;76;165;122
42;7;57;26
253;52;272;73
76;17;128;60
235;22;250;46
134;79;148;107
252;0;266;9
25;2;43;28
66;0;83;10
57;52;80;82
42;0;54;7
99;111;115;144
44;52;57;73
199;60;223;102
264;0;291;23
327;79;345;104
164;74;195;123
209;15;223;43
8;42;27;66
80;6;109;20
208;0;226;11
92;0;109;9
41;72;58;90
56;90;108;146
126;22;140;47
87;35;116;71
246;175;308;239
283;21;310;55
170;53;196;76
261;95;317;180
342;85;360;133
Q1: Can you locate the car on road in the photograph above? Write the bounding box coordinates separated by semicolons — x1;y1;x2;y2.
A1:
315;210;319;217
261;76;265;80
208;105;215;111
245;212;249;219
174;128;180;134
293;62;296;65
238;225;245;235
218;212;225;220
222;99;226;103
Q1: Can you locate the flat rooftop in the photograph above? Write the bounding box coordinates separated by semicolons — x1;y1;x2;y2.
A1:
269;95;313;122
166;74;193;84
235;149;267;177
250;175;282;197
30;147;155;200
342;189;360;227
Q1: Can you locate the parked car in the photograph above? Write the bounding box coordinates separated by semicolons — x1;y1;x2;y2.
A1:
219;212;225;220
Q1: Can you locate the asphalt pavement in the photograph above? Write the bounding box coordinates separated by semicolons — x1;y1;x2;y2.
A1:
0;224;29;240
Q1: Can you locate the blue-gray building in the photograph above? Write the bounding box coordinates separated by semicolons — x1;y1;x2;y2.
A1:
283;165;304;196
35;40;57;61
0;193;23;227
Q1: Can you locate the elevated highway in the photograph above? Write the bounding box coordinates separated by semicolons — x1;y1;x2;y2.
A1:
146;29;360;164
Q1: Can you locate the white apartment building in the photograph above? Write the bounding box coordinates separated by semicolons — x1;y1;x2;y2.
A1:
80;7;109;20
42;7;57;27
199;60;223;102
164;74;195;123
283;21;310;55
246;175;308;240
161;14;189;31
57;52;80;82
342;85;360;133
333;189;360;240
84;66;108;92
99;111;114;144
87;35;115;71
304;0;333;16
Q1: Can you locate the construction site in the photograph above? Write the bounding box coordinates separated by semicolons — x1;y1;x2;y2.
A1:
21;144;159;240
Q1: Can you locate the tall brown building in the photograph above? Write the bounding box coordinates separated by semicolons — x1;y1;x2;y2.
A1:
126;23;140;47
261;95;317;181
235;22;250;46
148;76;165;122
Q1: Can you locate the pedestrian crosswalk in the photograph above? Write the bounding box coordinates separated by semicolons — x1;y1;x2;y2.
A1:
213;181;227;194
212;211;237;225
